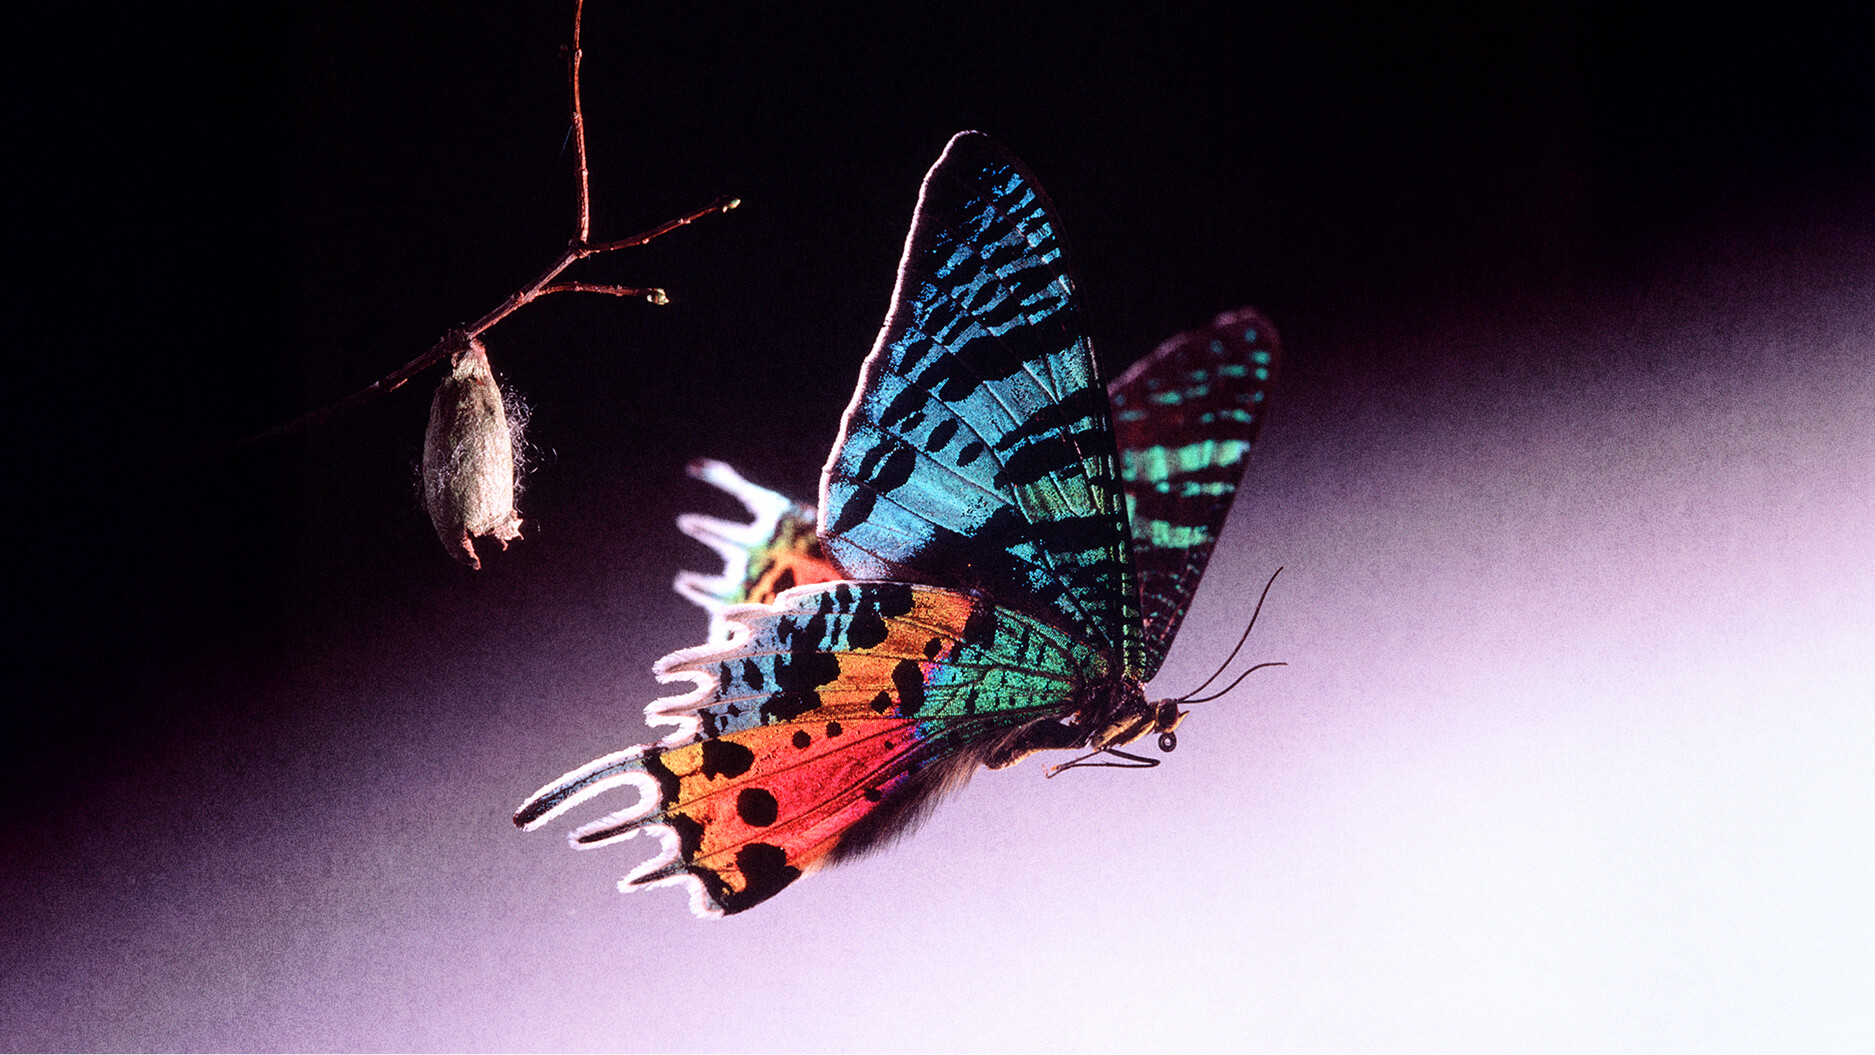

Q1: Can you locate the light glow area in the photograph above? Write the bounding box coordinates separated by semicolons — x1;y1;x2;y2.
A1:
6;211;1869;1050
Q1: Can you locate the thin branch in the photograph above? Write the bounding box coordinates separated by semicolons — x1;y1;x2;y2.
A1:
583;195;740;254
238;331;468;447
571;0;591;243
458;194;738;338
537;282;669;303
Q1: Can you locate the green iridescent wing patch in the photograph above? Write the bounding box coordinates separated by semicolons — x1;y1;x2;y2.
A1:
1109;308;1281;679
819;132;1143;676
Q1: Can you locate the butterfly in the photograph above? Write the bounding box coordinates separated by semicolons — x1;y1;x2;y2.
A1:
514;132;1280;916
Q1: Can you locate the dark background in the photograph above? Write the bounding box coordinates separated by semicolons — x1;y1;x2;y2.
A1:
20;4;1870;796
10;4;1872;1049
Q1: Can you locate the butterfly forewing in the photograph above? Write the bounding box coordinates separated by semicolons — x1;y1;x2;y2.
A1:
819;132;1144;675
1109;308;1282;679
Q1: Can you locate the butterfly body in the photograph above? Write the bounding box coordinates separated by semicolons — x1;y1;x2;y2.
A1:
517;133;1278;916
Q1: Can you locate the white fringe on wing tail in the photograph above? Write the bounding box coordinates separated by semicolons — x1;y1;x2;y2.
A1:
673;459;796;641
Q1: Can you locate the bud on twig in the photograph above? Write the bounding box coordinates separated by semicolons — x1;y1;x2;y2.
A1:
423;338;525;569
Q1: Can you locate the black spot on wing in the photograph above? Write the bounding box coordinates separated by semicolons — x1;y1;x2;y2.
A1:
826;487;875;537
762;691;822;724
925;333;1019;401
736;787;779;827
828;441;919;536
713;843;801;915
763;615;841;723
997;385;1109;451
847;605;889;649
871;583;917;618
924;417;958;452
993;432;1085;488
640;747;684;810
761;618;836;727
891;658;926;716
700;739;755;780
662;811;705;861
880;384;927;430
852;438;895;487
871;444;918;494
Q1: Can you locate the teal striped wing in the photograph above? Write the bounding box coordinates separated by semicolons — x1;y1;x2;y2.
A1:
819;131;1143;676
1109;307;1280;679
697;304;1281;685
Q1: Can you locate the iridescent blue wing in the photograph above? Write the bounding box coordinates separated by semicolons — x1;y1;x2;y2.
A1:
1109;308;1281;679
819;132;1143;676
691;305;1281;681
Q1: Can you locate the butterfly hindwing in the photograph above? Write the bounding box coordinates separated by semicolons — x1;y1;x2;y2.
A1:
514;581;1109;915
674;459;843;639
820;132;1143;675
1110;308;1281;679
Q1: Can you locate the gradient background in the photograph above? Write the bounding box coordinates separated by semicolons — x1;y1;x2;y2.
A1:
8;5;1873;1051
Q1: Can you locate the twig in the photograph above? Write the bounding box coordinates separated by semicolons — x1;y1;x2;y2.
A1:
537;283;670;303
465;194;737;339
572;0;592;244
241;0;737;448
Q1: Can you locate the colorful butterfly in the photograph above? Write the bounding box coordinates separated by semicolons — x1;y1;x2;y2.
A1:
515;132;1280;916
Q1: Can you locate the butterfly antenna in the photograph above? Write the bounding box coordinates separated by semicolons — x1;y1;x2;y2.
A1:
1045;746;1160;778
1175;566;1283;702
1180;661;1288;705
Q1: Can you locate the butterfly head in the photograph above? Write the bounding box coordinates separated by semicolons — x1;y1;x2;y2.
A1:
1091;687;1188;756
1042;691;1188;777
